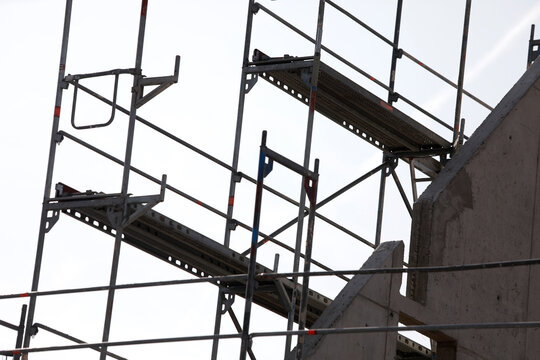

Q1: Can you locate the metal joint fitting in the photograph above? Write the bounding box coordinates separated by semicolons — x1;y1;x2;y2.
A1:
54;132;64;144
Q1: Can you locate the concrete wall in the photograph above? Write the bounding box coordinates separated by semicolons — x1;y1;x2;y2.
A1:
406;59;540;359
293;241;403;360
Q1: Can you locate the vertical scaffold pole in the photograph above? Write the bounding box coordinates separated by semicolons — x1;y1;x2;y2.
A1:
296;160;319;360
387;0;403;105
211;289;225;360
14;305;27;360
453;0;472;146
374;155;390;247
220;2;257;358
240;131;269;360
23;0;73;354
285;1;326;357
100;1;148;358
224;0;257;248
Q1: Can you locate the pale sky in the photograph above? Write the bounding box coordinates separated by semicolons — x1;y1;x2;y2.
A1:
1;1;539;359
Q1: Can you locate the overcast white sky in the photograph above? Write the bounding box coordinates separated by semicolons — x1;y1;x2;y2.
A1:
1;1;539;359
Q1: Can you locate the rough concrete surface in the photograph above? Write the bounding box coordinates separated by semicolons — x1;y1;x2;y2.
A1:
289;241;404;360
406;58;540;358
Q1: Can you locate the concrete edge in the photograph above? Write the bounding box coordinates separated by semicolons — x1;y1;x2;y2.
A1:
296;240;404;359
419;58;540;203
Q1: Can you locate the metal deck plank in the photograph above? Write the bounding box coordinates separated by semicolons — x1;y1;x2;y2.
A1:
251;51;452;176
61;200;330;327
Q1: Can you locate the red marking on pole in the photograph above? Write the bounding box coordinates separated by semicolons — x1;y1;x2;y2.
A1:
196;200;202;206
12;351;21;356
418;61;423;66
54;106;61;118
20;293;29;298
379;100;394;112
309;91;317;112
141;0;148;16
228;196;234;207
308;330;317;335
369;76;375;81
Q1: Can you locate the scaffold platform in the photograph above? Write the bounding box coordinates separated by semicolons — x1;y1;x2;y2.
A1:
250;50;451;177
56;183;331;327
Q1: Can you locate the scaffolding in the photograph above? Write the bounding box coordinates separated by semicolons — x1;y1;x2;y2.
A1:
0;0;514;359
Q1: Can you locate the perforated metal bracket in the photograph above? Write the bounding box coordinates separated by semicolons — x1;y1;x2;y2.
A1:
220;292;236;315
263;158;274;178
44;210;60;233
135;55;181;108
244;73;258;94
384;155;399;176
528;24;540;68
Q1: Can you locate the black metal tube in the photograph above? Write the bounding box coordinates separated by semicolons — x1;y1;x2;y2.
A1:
100;2;148;359
374;155;389;247
401;50;493;111
240;132;268;360
0;319;19;332
453;0;472;145
13;305;26;360
391;170;413;217
24;0;73;351
211;289;224;360
4;321;540;356
296;160;319;360
388;0;403;104
224;0;257;248
325;0;393;46
286;1;326;355
3;257;540;302
34;323;126;360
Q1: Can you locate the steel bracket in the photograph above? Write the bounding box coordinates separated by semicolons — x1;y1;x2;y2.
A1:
44;210;60;233
388;91;399;104
122;174;167;228
251;2;260;14
263;158;273;178
220;292;235;315
528;25;540;67
303;175;318;204
54;132;64;144
383;155;398;176
136;55;181;108
227;219;238;231
232;172;243;183
244;73;258;94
